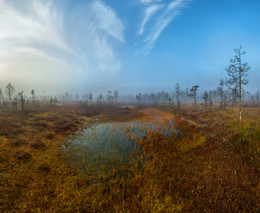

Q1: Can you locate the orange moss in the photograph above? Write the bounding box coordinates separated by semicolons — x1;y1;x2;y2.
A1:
0;105;259;212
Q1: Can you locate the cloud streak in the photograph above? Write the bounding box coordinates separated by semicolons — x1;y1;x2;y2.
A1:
139;4;164;35
139;0;191;55
91;0;125;43
140;0;163;4
0;0;124;93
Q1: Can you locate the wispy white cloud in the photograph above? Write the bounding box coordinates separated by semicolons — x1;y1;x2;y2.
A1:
140;0;164;4
0;0;124;93
139;4;164;35
0;0;68;52
91;0;125;43
139;0;191;55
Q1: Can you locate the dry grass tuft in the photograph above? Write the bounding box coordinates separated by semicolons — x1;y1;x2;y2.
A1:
13;150;32;162
30;140;46;150
7;138;28;147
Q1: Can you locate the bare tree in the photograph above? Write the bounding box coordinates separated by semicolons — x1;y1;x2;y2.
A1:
114;90;119;103
203;91;208;109
0;88;3;104
6;83;15;101
256;89;260;103
217;79;225;109
189;85;199;109
208;90;213;108
97;94;103;103
17;91;25;111
12;97;18;110
225;46;250;122
50;97;54;105
107;91;112;103
136;93;142;104
31;89;36;104
89;93;93;104
175;83;181;110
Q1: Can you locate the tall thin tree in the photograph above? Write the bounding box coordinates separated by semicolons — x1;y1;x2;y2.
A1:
189;85;199;109
217;79;225;109
17;91;25;111
5;83;15;102
0;88;3;104
225;46;250;122
114;90;119;103
31;89;36;104
175;83;181;110
203;91;209;109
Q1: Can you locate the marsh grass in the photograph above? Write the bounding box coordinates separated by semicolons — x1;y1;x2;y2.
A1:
63;116;179;178
0;105;259;212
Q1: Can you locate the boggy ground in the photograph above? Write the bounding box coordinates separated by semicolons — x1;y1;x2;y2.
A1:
147;105;260;212
0;104;259;212
0;104;142;212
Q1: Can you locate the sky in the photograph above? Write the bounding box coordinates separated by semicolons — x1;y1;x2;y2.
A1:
0;0;259;95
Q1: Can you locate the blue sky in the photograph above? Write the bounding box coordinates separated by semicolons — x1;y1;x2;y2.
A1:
0;0;259;94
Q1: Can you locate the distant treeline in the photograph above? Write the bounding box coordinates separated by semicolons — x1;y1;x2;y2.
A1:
0;47;259;114
0;82;259;110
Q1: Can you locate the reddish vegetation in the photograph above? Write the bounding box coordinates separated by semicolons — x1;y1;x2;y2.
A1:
154;106;260;211
0;104;259;212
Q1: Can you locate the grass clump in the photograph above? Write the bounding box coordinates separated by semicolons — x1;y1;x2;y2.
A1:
7;138;28;147
30;140;46;150
13;150;32;163
0;105;259;212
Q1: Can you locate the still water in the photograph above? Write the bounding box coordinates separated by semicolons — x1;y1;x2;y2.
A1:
63;120;178;176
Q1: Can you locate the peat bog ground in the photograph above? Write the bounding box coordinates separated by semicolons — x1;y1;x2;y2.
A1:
0;104;259;212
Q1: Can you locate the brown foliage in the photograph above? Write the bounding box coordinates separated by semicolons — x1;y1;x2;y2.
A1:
0;104;259;212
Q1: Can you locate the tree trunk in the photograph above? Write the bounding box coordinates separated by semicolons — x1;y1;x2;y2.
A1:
239;52;242;122
220;92;223;109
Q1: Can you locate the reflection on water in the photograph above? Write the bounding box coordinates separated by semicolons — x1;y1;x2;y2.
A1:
63;120;178;177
